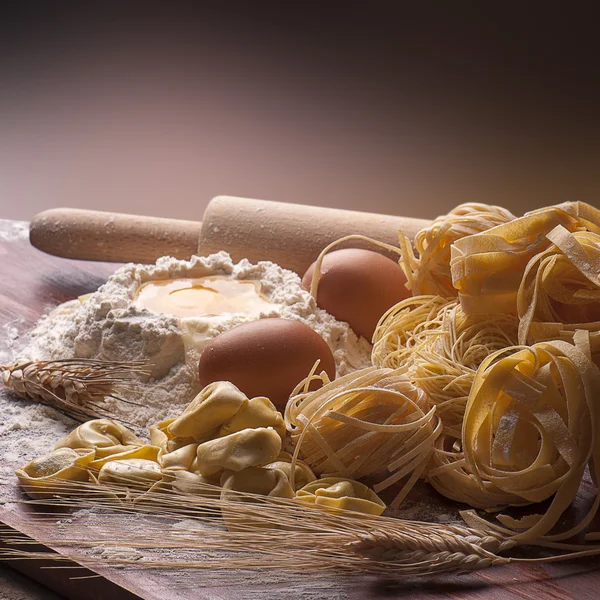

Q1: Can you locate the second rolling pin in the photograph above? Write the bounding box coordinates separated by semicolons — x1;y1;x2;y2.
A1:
30;196;430;275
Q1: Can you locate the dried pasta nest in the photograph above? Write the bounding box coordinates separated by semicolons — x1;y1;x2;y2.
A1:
451;201;600;316
285;365;441;508
518;226;600;345
399;203;515;298
371;295;451;369
372;296;519;438
458;335;600;542
427;434;522;509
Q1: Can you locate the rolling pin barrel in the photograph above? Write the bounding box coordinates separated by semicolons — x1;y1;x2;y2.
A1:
29;197;430;274
29;208;201;264
200;196;429;275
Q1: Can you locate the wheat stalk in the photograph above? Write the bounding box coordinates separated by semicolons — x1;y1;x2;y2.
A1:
0;476;515;578
5;477;600;582
1;359;149;422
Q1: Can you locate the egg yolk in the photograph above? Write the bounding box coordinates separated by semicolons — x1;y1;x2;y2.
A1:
135;276;275;319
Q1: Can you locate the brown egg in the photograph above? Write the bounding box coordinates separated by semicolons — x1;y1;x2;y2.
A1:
302;248;411;341
198;318;336;410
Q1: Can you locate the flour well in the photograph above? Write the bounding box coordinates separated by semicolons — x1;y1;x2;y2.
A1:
22;253;372;430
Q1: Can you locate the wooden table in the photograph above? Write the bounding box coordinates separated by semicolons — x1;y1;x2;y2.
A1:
2;218;600;600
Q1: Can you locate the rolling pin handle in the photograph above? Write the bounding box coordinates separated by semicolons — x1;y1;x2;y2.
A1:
29;208;202;264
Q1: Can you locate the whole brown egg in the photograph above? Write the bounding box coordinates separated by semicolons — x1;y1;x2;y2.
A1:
198;318;336;410
302;248;410;341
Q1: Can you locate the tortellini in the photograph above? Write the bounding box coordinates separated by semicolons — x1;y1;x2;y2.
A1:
150;418;204;472
221;467;294;499
195;427;282;478
166;470;219;496
264;451;316;491
16;447;95;498
220;467;294;532
151;384;286;477
98;459;163;489
296;478;386;516
218;396;285;441
55;419;144;458
158;442;199;471
149;418;197;453
89;445;164;496
150;382;285;480
89;445;161;473
168;381;248;439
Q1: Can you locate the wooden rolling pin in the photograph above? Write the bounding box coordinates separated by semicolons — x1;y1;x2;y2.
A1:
30;196;430;275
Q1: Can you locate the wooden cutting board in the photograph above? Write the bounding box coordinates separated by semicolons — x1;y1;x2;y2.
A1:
2;219;600;600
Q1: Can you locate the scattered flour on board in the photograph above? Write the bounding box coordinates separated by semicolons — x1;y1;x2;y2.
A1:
89;546;143;562
0;220;29;242
21;252;372;430
0;321;75;505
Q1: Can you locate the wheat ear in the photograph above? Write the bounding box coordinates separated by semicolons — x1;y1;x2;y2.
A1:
348;527;513;574
1;359;149;422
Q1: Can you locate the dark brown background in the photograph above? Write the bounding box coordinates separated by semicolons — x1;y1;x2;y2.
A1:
0;4;599;222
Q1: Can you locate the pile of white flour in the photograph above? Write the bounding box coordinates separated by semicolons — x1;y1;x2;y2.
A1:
21;252;372;430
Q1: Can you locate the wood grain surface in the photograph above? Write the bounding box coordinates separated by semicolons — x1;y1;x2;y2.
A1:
1;219;600;600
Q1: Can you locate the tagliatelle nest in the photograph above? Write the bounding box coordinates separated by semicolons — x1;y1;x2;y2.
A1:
450;201;600;316
399;203;515;298
372;296;519;438
518;225;600;346
427;434;522;509
459;333;600;542
285;365;441;508
371;295;451;369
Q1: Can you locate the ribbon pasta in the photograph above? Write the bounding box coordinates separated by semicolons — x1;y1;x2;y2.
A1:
451;201;600;316
373;296;519;438
518;226;600;346
286;366;440;508
460;337;600;541
399;202;515;298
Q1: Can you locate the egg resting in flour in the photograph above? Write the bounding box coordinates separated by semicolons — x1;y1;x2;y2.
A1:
198;318;336;410
22;252;372;427
302;248;411;341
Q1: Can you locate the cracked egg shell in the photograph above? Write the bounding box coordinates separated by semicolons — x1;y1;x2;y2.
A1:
198;318;335;410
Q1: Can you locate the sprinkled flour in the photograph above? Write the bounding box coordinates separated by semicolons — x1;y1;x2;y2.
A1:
21;252;372;430
0;220;28;243
0;328;75;505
